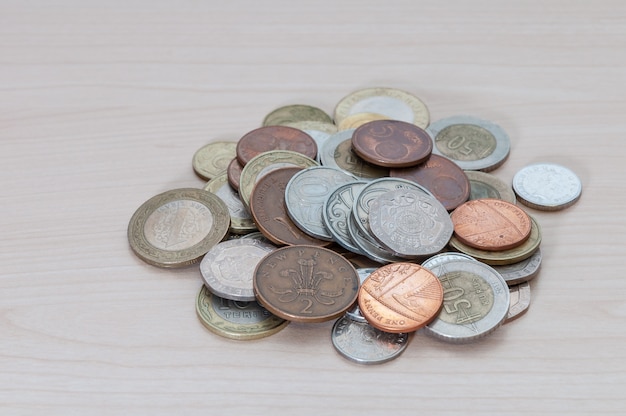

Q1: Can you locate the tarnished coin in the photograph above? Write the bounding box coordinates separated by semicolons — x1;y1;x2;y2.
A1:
421;252;478;270
249;167;330;247
204;172;256;234
319;129;388;180
465;170;516;204
337;112;390;131
347;213;406;264
263;104;333;127
390;154;470;211
424;259;510;343
345;267;378;323
200;239;276;302
192;141;237;181
236;125;318;166
451;199;532;251
253;245;360;323
505;282;531;324
239;150;319;210
196;285;288;341
427;115;510;171
492;248;542;286
128;188;230;268
331;316;410;365
351;120;433;168
227;157;244;191
358;263;444;333
285;166;357;241
322;181;368;255
369;189;453;258
512;163;582;211
334;87;430;128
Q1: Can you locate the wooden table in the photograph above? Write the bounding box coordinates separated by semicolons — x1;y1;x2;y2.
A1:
2;1;624;414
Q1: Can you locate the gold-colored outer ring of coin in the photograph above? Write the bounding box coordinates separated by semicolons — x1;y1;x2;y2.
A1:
127;188;230;268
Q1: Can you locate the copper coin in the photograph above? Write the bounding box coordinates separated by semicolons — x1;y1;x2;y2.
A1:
358;262;443;333
249;167;331;247
253;245;360;323
226;157;244;191
450;199;532;251
390;154;470;211
351;120;433;168
236;125;318;165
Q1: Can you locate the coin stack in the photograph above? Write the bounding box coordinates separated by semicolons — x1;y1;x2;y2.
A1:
128;87;582;364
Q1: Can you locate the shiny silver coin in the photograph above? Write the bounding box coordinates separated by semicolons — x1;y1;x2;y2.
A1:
427;115;510;172
512;163;582;211
345;268;378;323
331;315;410;365
347;212;406;264
464;170;517;204
285;166;357;240
421;252;477;270
200;239;276;302
424;259;510;343
368;189;453;258
505;282;531;324
322;181;368;255
492;248;542;286
319;129;388;180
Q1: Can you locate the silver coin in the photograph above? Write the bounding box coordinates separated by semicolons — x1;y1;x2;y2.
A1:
285;166;357;240
505;282;531;324
203;173;257;234
331;315;410;365
464;170;517;204
424;259;510;343
347;212;405;264
492;248;542;286
322;181;368;254
512;163;582;211
421;252;477;270
200;239;276;302
319;129;388;180
427;115;510;172
368;189;453;258
345;268;378;323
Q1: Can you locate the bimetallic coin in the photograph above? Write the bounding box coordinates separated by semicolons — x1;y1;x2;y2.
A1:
421;252;478;270
427;115;510;172
204;172;256;234
512;163;582;211
465;170;516;204
369;189;453;258
236;125;318;166
358;262;443;333
334;87;429;128
337;112;390;131
331;316;409;365
263;104;333;127
492;248;542;286
505;282;531;324
200;239;276;302
320;129;388;180
345;268;378;323
196;285;288;341
424;259;510;343
323;181;368;255
285;166;357;241
128;188;230;268
192;141;237;181
253;245;360;323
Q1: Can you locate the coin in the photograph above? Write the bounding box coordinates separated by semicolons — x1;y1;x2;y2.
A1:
334;87;429;128
512;163;582;211
203;172;256;234
200;239;276;302
196;285;289;340
282;120;338;163
450;199;532;251
192;141;237;181
347;212;407;264
424;259;510;343
390;154;470;211
263;104;333;127
236;125;318;165
249;167;331;247
128;188;230;268
358;262;444;333
322;181;368;255
492;248;542;286
351;120;433;168
227;157;244;191
331;316;410;365
421;251;478;270
253;245;360;323
337;112;390;131
345;267;378;323
427;115;510;171
319;129;388;180
285;166;357;241
465;170;516;204
505;282;531;324
368;189;453;258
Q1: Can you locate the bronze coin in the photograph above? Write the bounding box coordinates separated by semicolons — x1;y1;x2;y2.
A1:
390;154;470;211
236;125;318;165
226;157;244;191
249;167;331;247
358;262;443;333
450;199;532;251
351;120;433;168
253;245;360;323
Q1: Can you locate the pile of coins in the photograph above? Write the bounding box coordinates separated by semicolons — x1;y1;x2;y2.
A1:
128;87;582;365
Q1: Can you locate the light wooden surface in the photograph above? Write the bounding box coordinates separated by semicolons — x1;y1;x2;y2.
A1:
1;1;625;414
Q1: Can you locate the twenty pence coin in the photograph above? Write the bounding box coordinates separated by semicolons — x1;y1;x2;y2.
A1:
192;141;237;181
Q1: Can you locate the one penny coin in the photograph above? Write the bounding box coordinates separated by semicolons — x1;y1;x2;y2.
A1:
253;245;360;323
351;120;433;168
226;157;244;191
450;199;532;251
236;125;318;165
358;262;443;333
